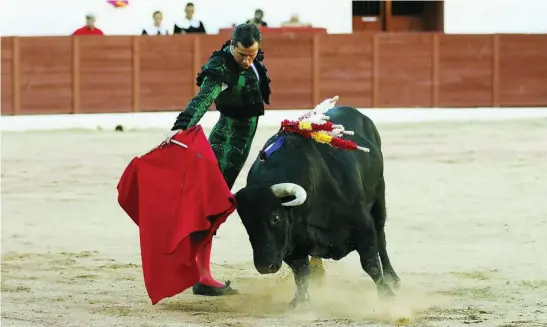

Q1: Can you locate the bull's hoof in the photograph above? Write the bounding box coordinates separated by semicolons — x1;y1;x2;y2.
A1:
377;282;396;299
192;281;239;296
386;274;401;290
289;293;310;310
379;288;396;299
289;298;310;310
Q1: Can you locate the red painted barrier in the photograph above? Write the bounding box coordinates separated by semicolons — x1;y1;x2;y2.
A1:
1;33;546;115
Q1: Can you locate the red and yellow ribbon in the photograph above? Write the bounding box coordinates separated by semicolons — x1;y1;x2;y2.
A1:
280;119;362;151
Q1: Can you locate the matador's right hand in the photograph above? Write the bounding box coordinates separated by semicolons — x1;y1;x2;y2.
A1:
163;129;189;149
164;129;182;143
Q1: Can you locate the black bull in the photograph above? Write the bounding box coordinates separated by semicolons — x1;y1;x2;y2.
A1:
234;106;401;307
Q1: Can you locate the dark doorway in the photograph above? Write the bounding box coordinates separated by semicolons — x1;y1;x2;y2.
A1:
352;0;384;32
352;0;444;32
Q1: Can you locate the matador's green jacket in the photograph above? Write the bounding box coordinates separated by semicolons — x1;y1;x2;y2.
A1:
172;40;271;130
171;40;272;189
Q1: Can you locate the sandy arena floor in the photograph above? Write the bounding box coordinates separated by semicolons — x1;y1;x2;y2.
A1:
2;118;547;327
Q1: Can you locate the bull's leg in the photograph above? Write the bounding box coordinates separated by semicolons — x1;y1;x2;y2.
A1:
355;210;395;298
284;254;311;308
309;256;326;282
371;182;401;289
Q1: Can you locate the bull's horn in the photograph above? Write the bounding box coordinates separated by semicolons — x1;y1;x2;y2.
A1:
270;183;307;207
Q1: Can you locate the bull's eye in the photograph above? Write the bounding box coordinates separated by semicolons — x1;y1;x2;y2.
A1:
271;215;280;224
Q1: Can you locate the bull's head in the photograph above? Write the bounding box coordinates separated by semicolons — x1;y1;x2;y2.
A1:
234;183;307;274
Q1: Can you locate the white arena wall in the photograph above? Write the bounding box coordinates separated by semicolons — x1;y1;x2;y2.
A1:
1;0;547;36
1;108;547;132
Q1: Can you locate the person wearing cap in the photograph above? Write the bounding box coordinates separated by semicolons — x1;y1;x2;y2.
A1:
72;13;104;35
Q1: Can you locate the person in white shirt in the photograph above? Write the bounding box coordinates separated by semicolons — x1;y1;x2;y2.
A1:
142;11;169;35
173;2;206;34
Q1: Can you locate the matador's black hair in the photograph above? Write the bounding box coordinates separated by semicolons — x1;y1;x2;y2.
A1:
231;23;262;48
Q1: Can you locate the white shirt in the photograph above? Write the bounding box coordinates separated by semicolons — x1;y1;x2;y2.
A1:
176;17;202;29
251;63;260;81
143;24;169;35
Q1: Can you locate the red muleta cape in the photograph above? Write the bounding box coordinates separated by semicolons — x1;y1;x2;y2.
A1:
116;126;236;304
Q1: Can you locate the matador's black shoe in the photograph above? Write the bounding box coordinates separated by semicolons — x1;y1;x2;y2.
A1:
192;280;239;296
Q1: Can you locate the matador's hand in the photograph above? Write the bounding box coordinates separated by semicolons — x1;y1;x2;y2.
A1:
163;129;187;148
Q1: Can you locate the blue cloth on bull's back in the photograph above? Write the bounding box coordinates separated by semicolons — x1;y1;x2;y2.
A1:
258;135;285;161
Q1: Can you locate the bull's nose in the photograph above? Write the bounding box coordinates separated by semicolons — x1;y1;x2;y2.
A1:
256;262;280;274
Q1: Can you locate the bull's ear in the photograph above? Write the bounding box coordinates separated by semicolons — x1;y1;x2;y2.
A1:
233;188;248;205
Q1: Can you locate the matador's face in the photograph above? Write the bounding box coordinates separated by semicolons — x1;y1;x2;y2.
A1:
231;41;259;70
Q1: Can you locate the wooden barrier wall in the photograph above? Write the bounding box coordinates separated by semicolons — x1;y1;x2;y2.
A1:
1;33;546;115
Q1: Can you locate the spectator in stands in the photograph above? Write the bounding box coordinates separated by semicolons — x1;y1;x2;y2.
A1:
142;11;169;35
72;13;104;35
247;9;268;27
281;13;312;27
174;2;206;34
